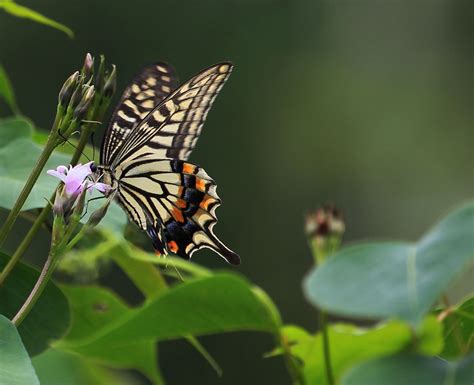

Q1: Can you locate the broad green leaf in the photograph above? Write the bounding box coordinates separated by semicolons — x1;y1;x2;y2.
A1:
0;65;19;114
305;202;474;324
441;296;474;359
54;285;163;384
0;116;32;144
58;273;279;352
0;0;73;38
280;321;412;385
0;314;40;385
341;353;474;385
33;349;133;385
0;252;70;356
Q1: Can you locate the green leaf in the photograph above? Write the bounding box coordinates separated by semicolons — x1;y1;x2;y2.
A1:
0;0;73;38
341;353;474;385
0;116;32;143
0;65;19;114
0;314;40;385
54;285;162;384
304;202;474;324
33;349;133;385
0;252;70;356
415;315;444;355
441;296;474;359
280;321;412;385
57;274;279;374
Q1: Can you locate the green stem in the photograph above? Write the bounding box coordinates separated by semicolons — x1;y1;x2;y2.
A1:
0;206;51;286
0;113;61;247
320;310;334;385
12;246;60;326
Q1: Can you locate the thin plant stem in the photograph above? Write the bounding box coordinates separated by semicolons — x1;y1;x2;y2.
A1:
0;206;51;286
0;112;61;247
320;310;334;385
12;247;60;326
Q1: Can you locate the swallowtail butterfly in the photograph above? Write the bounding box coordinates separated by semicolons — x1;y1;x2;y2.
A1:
94;62;240;265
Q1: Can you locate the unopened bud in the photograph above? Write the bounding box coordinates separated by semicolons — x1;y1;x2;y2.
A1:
52;185;75;218
103;64;116;99
82;53;94;79
87;199;111;227
94;55;106;93
305;204;345;264
73;85;95;121
58;71;79;107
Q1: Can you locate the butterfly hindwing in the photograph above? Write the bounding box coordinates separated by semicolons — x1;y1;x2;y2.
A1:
111;62;233;167
100;63;178;165
114;156;240;265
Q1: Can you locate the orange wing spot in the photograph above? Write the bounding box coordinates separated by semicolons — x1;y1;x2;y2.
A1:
176;198;187;209
172;207;185;222
178;186;184;197
167;240;179;253
200;195;215;210
196;178;207;191
183;163;195;174
155;249;163;257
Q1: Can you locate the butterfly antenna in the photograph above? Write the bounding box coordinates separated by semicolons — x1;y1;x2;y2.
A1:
58;131;91;162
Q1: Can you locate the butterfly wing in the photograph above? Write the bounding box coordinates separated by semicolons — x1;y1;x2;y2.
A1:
111;62;233;167
100;63;178;165
114;156;240;265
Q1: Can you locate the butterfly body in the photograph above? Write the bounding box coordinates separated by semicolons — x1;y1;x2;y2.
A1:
95;62;240;265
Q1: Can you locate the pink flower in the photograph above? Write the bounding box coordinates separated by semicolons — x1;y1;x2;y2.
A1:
47;162;110;197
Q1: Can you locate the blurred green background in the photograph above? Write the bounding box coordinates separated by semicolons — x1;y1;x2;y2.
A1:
0;1;473;384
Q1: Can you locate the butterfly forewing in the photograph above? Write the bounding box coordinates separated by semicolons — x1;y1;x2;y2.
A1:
100;63;178;165
111;62;233;167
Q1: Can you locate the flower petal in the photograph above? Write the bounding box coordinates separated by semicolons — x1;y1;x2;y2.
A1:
47;169;67;183
66;162;94;184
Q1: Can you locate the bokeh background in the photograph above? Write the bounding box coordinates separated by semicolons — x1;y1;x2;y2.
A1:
1;1;473;384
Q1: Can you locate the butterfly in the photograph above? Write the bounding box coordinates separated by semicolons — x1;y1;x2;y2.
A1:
93;62;240;265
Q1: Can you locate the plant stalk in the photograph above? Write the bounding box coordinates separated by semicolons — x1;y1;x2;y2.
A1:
12;246;60;326
320;310;334;385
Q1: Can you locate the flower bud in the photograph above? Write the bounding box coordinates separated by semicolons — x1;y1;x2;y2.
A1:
305;204;345;264
103;64;116;99
94;55;106;94
81;53;94;80
52;185;75;219
58;71;79;108
87;198;112;227
73;85;95;121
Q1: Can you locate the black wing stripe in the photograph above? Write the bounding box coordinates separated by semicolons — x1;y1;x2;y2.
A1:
101;63;178;165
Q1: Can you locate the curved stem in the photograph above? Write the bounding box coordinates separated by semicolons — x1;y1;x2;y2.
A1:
0;113;60;247
12;247;60;326
0;205;51;286
320;310;334;385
